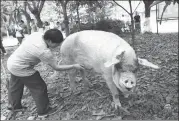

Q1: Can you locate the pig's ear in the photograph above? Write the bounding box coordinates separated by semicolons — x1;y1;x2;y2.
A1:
104;51;125;68
137;58;159;69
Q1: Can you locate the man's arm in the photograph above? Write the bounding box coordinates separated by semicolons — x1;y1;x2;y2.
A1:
48;58;83;71
39;50;84;71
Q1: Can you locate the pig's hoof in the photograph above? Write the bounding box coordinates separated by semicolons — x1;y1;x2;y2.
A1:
84;83;91;88
83;80;92;89
124;94;129;98
119;106;130;115
111;102;122;109
70;85;78;93
71;87;78;92
111;102;130;115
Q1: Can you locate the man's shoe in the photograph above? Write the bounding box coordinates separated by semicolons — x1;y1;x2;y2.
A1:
38;107;58;118
7;106;27;112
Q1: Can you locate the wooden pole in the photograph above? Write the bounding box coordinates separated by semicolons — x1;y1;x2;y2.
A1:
156;5;159;34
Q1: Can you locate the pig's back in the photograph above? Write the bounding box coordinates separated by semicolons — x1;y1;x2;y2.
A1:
60;30;131;71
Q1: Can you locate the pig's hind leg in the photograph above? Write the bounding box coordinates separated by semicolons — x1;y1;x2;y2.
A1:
79;69;92;90
63;55;79;92
68;69;78;92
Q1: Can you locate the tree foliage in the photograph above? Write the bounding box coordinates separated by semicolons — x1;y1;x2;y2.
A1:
1;0;44;33
26;0;45;28
55;0;70;36
1;1;15;24
113;0;138;49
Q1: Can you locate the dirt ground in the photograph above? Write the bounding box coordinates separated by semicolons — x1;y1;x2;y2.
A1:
1;33;178;120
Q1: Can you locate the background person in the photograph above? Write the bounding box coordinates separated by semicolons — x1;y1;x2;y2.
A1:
54;22;61;30
0;27;7;55
43;21;50;32
30;19;38;33
134;12;141;33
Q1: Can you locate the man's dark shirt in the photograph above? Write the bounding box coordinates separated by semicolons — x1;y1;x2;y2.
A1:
134;15;140;23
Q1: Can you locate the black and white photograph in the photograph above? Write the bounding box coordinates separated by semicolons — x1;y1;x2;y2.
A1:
0;0;178;120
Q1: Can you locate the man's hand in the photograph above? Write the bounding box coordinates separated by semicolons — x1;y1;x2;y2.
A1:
73;64;85;70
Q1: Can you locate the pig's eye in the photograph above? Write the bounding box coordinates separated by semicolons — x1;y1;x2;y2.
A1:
131;82;134;84
125;80;128;83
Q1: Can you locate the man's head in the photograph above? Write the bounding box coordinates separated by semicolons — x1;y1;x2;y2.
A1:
43;29;64;48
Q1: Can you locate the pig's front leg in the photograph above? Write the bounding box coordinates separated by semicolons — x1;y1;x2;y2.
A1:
68;69;78;92
104;75;130;114
104;75;122;108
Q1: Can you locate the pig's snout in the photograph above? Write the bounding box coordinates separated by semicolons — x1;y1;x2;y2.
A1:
123;79;135;91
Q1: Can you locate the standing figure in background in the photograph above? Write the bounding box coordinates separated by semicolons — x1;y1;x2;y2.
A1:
0;39;6;55
54;22;61;30
49;20;55;29
15;20;26;45
134;12;141;33
0;27;7;55
43;21;50;32
30;19;38;33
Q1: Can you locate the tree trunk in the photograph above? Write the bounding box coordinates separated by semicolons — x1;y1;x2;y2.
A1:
23;1;31;34
26;20;31;34
130;15;135;48
76;2;81;31
16;9;22;23
129;0;135;49
62;5;70;36
21;9;31;34
145;3;151;17
142;0;154;33
26;1;44;29
34;13;43;28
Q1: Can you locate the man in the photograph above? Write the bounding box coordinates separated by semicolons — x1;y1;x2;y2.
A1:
7;29;84;117
134;12;141;33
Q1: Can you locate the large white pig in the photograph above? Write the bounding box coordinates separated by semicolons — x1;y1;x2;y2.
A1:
60;30;159;110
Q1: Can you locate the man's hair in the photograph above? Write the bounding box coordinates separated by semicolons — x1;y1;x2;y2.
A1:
43;29;63;43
